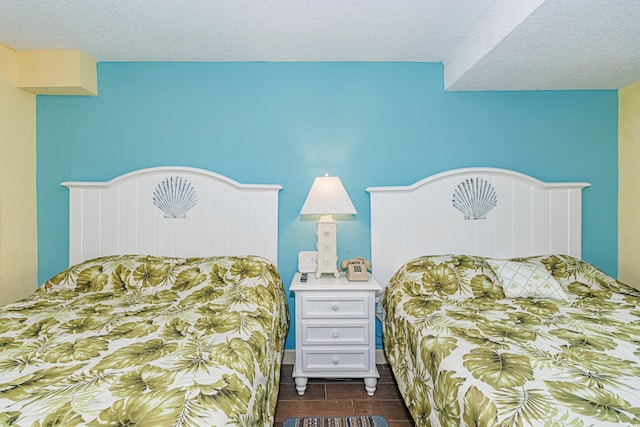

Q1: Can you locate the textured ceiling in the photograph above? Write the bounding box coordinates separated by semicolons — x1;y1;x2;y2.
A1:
1;0;639;90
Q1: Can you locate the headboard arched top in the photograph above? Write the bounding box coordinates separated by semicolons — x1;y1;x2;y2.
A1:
62;166;282;266
62;166;282;191
367;167;590;193
367;167;590;287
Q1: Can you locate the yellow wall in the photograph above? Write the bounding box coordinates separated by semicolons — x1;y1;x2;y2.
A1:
16;49;97;95
619;82;640;289
0;43;37;304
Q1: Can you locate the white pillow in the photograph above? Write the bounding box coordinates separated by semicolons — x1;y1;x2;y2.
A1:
488;259;568;300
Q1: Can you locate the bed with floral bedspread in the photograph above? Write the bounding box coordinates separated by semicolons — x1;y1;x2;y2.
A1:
0;254;289;426
382;254;640;427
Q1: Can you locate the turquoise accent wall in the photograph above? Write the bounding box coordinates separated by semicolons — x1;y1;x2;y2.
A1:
36;62;618;349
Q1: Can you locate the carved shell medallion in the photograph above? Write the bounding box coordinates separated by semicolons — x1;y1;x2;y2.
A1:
452;177;497;220
152;176;197;218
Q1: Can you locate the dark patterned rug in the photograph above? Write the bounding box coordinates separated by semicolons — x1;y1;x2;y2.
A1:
283;416;389;427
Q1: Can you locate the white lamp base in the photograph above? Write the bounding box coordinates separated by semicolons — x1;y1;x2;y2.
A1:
314;215;340;278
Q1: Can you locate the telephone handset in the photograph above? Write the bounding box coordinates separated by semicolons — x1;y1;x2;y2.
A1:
340;257;371;281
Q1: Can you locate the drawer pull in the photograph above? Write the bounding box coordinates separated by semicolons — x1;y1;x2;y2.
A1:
330;303;340;311
332;357;340;365
332;331;339;338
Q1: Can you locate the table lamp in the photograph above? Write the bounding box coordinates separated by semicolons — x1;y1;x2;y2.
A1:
300;174;357;278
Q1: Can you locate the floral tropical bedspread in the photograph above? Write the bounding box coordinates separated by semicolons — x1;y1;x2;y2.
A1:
0;255;289;426
382;254;640;427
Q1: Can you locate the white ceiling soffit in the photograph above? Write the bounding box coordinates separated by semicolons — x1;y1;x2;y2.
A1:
0;0;638;91
445;0;640;91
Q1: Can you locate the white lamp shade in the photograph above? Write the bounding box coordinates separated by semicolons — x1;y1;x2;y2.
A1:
300;176;357;215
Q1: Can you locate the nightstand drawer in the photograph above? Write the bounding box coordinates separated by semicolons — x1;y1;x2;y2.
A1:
300;293;369;318
301;348;370;371
301;321;369;345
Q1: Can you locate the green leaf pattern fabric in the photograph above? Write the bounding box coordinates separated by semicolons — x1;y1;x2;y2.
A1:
0;255;289;426
382;254;640;426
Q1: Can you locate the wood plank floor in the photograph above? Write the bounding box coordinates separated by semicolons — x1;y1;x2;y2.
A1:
274;364;414;427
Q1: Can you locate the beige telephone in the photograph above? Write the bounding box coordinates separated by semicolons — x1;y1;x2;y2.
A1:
340;257;371;281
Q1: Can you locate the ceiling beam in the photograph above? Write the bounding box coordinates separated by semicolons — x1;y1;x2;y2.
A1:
444;0;544;91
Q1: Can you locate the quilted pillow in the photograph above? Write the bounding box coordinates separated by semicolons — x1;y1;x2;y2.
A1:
488;258;568;300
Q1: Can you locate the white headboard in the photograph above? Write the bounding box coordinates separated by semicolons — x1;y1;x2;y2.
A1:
62;166;282;266
367;167;590;287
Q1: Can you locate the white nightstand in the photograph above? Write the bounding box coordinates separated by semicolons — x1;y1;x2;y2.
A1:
290;271;382;396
